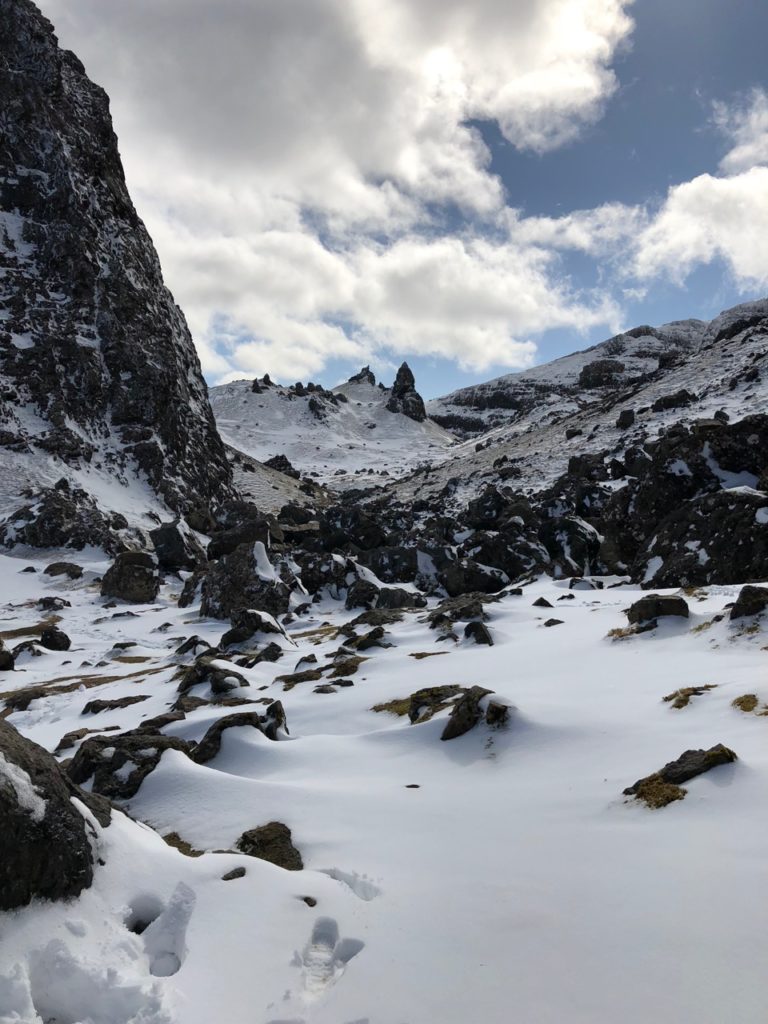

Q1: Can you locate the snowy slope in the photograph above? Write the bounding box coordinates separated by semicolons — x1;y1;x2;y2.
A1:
2;551;768;1023
390;299;768;508
210;375;456;489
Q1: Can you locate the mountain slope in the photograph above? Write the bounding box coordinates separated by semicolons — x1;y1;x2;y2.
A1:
0;0;233;531
210;366;455;489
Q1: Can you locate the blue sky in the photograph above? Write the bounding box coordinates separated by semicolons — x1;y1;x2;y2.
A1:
41;0;768;398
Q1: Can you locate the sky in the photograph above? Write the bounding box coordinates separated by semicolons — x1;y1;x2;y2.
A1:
38;0;768;399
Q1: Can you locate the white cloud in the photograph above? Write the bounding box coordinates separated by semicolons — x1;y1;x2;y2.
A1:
714;87;768;174
633;166;768;288
38;0;635;382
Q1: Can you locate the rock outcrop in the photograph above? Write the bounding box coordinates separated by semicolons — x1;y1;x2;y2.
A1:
386;363;427;422
0;0;234;534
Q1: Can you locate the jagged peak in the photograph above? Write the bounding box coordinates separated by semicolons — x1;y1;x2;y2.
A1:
348;366;376;386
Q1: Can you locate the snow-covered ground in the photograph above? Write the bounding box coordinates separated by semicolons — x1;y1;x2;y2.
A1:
210;377;456;489
2;550;767;1023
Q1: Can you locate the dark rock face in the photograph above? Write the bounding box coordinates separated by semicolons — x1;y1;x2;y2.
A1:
44;561;83;579
730;585;768;620
0;642;14;671
82;695;149;715
0;485;137;553
0;719;100;910
101;550;160;603
0;0;233;522
348;366;376;386
626;595;689;623
263;454;300;479
624;744;737;807
236;821;303;870
386;363;427;422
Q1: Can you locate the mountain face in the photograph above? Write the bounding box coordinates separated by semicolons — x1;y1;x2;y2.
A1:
0;0;233;534
209;364;452;490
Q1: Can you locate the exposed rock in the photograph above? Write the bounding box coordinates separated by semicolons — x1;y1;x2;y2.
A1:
623;744;737;808
39;626;71;651
236;821;303;870
101;551;160;603
440;558;508;597
220;607;287;647
543;618;564;627
0;642;15;671
441;686;493;740
348;366;376;386
68;732;192;799
82;695;150;715
626;594;689;624
150;520;206;572
616;409;635;429
192;705;288;763
386;362;427;422
200;543;293;621
176;657;250;697
0;486;137;553
427;593;487;629
464;621;493;645
264;454;301;479
0;719;101;910
37;596;71;611
0;0;234;519
221;867;246;881
44;561;83;579
730;585;768;620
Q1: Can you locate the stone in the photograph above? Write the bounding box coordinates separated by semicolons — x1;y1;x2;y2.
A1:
0;719;104;910
150;520;206;571
201;543;292;621
0;642;15;672
623;744;737;806
385;363;426;422
616;409;635;429
101;551;160;603
626;594;689;623
39;626;71;651
82;695;150;715
464;621;493;645
236;822;303;870
441;686;493;741
44;561;83;579
68;732;192;799
192;705;288;764
729;585;768;620
221;867;246;881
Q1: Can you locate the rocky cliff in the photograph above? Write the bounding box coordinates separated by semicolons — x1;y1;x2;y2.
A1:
0;0;233;534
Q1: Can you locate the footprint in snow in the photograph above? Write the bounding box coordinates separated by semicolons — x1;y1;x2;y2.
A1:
297;917;364;998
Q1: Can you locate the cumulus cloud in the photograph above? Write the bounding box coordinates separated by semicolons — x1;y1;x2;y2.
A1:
38;0;634;381
714;87;768;174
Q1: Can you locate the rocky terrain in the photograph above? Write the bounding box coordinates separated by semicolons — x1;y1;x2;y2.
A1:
2;3;768;1024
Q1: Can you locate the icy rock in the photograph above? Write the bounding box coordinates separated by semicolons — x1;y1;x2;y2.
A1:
626;594;689;623
39;626;71;651
729;585;768;620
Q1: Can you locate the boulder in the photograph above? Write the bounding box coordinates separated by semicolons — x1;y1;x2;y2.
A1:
616;409;635;429
439;558;508;597
39;626;71;652
200;543;292;620
150;520;206;571
464;621;493;646
236;821;303;870
441;686;493;741
44;561;83;579
626;594;689;623
0;641;14;671
729;585;768;620
68;732;192;799
385;362;427;422
101;550;160;603
623;744;737;808
192;705;288;764
0;719;106;910
82;695;150;715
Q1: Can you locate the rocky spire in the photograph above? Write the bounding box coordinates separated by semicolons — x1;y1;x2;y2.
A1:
348;366;376;386
386;362;426;422
0;0;234;531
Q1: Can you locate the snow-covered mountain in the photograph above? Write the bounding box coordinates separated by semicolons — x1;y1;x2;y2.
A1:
210;364;456;490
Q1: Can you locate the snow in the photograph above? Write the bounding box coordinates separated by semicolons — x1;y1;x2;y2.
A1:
2;550;768;1023
0;752;46;822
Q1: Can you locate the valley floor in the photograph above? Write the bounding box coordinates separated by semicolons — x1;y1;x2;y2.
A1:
1;552;767;1024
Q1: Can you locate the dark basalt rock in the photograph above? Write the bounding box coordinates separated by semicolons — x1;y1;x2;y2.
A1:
176;656;250;696
191;704;288;764
386;363;427;422
101;550;160;603
44;561;83;579
348;366;376;386
0;642;14;671
263;454;301;479
68;731;192;799
0;718;105;910
150;520;206;572
464;621;493;645
428;593;488;629
82;695;150;715
626;594;689;623
441;686;494;740
220;608;286;648
616;409;635;429
439;558;508;597
39;626;71;651
200;544;293;621
624;744;737;804
0;0;234;518
652;389;696;412
730;585;768;620
0;486;136;553
236;821;303;870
